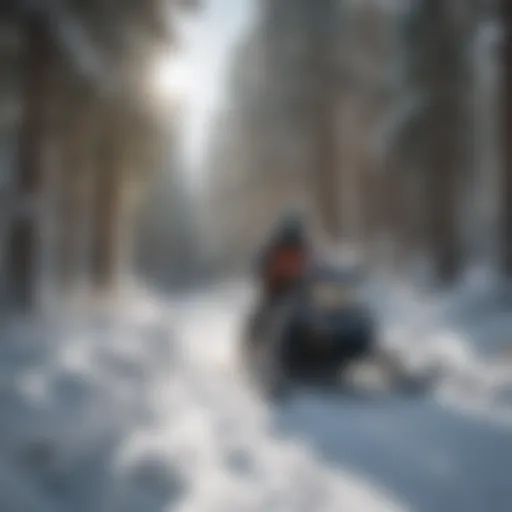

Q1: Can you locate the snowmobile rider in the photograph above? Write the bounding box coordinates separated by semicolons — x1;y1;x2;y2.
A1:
255;213;312;301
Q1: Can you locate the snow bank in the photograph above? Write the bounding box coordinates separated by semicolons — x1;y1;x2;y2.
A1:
0;293;173;512
377;271;512;426
0;287;408;512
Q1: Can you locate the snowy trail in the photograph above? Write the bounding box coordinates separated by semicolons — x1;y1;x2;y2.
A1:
1;281;512;511
171;281;512;512
167;289;409;512
276;395;512;512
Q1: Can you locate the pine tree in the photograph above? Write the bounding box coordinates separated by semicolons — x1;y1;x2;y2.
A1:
6;13;52;310
503;0;512;274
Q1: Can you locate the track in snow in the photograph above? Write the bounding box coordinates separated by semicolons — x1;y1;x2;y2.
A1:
172;283;512;512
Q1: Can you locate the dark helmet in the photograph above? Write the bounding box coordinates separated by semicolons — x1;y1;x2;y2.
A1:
254;210;309;276
273;211;307;246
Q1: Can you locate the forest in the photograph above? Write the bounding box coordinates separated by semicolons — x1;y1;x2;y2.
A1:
0;2;511;511
0;0;510;309
207;0;509;287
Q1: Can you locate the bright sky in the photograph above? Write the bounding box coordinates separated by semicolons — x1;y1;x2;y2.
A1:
172;0;255;183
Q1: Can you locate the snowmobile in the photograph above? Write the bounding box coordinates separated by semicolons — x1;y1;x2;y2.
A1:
242;213;427;400
242;261;379;399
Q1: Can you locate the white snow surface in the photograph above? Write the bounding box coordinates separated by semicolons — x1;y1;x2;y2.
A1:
0;276;512;512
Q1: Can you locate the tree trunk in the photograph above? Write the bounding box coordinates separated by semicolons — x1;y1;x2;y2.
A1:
420;84;465;284
6;13;51;310
308;0;342;241
313;98;341;240
90;106;123;292
58;126;82;290
421;1;467;284
503;0;512;275
385;169;408;271
57;90;93;291
427;108;462;283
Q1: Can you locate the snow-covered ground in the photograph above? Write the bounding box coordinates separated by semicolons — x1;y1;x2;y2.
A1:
0;277;511;512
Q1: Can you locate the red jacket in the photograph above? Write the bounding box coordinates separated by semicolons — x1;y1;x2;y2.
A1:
264;245;310;293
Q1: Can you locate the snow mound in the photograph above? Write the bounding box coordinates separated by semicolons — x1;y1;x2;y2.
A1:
0;290;408;512
377;277;512;426
0;296;174;512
